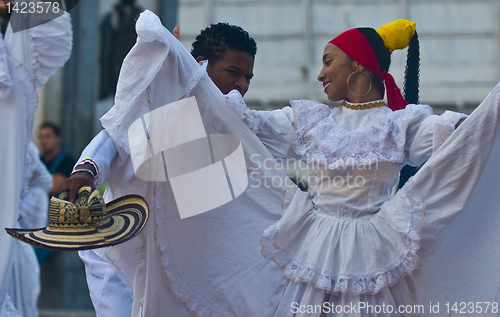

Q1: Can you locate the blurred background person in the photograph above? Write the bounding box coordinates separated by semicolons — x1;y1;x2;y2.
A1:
38;122;75;196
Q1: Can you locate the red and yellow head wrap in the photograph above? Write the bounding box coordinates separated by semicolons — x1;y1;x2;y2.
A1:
329;19;416;111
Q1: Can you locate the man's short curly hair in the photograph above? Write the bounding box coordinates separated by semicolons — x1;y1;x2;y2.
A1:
191;23;257;63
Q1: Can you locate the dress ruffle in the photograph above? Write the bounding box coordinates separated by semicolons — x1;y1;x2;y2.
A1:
184;60;207;98
154;194;213;316
292;99;434;169
226;89;260;134
261;179;425;295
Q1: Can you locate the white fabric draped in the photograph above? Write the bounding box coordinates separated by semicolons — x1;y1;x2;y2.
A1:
100;10;289;317
411;87;500;316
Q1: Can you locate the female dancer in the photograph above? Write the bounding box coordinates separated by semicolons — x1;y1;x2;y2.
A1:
228;19;500;316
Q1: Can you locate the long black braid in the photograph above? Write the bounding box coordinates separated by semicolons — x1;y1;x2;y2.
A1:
403;32;420;104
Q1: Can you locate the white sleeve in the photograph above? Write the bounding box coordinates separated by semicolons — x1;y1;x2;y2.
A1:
253;107;298;160
405;110;467;166
226;90;298;160
75;130;117;188
5;10;72;87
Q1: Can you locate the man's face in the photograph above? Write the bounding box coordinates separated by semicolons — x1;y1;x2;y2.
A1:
205;49;254;97
38;127;61;155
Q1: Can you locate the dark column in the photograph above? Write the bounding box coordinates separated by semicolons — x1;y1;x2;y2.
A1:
61;0;99;157
159;0;178;32
39;0;98;312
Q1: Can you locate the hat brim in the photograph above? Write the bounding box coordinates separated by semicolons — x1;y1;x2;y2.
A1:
6;195;148;251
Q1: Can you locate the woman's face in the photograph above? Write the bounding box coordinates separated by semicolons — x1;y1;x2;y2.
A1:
317;43;357;102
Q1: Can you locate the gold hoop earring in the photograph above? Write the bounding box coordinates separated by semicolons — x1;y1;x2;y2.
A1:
347;71;372;97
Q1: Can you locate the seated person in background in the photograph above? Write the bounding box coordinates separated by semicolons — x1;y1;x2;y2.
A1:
38;122;74;196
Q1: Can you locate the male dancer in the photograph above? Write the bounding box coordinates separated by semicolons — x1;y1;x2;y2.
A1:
64;22;256;198
62;20;258;317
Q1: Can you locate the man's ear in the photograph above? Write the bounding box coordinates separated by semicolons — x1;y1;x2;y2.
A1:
195;56;207;63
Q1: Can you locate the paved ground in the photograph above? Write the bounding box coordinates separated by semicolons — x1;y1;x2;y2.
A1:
39;310;96;317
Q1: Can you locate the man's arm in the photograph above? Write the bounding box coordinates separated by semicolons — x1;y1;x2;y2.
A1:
60;130;117;202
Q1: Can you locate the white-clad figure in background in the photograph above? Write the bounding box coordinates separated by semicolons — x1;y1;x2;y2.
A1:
2;142;52;317
0;1;72;315
19;142;53;230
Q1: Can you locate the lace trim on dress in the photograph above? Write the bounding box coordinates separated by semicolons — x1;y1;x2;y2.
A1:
225;89;260;134
183;60;208;98
154;190;215;317
292;100;433;168
260;178;426;295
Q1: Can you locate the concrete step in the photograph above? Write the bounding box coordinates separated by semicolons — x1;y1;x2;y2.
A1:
39;309;96;317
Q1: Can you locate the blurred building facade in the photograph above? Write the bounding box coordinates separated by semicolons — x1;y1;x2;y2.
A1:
39;0;500;154
177;0;500;113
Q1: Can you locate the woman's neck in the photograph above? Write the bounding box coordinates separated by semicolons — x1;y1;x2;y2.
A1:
345;89;383;104
342;99;386;110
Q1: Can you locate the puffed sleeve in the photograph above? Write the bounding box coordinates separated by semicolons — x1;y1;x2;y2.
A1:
225;90;298;159
402;106;468;166
4;10;73;88
74;130;118;188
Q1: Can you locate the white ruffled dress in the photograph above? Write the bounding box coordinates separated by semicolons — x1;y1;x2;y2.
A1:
95;11;500;317
231;95;468;315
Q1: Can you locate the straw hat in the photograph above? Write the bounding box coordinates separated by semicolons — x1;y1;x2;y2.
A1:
6;187;148;250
